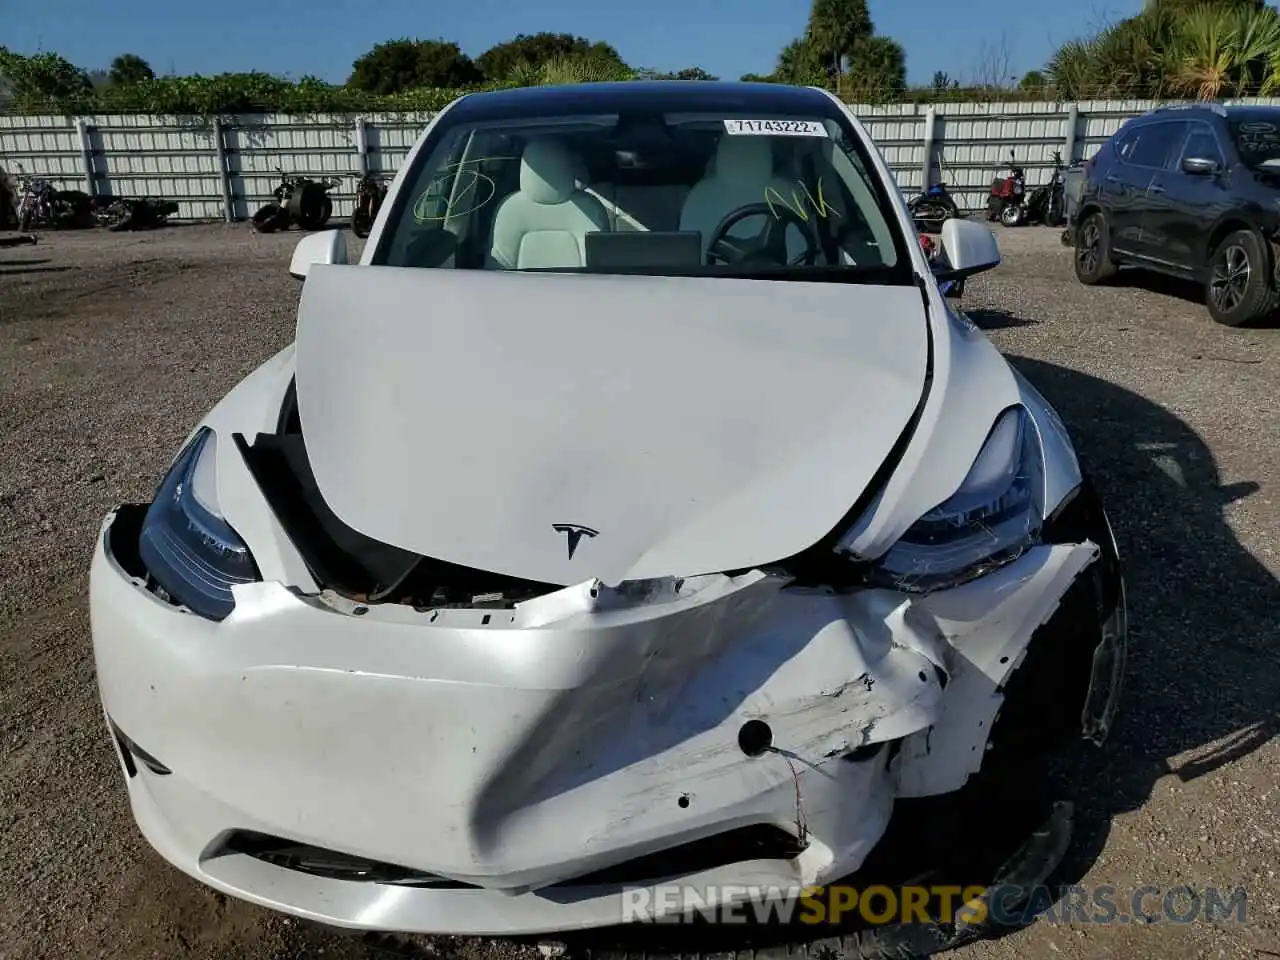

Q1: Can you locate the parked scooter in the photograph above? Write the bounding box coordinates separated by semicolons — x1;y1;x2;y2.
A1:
251;167;341;233
908;151;961;234
986;151;1027;227
13;163;93;231
352;171;391;238
1025;150;1067;227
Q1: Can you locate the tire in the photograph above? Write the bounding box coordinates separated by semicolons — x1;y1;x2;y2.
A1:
312;195;333;230
251;202;288;233
1205;229;1280;327
1074;211;1117;285
999;202;1024;227
295;183;332;231
55;190;93;228
18;207;32;232
352;198;374;238
1047;192;1065;227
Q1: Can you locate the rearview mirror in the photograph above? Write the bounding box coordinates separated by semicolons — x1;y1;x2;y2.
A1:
289;229;348;280
1182;156;1220;176
933;218;1000;284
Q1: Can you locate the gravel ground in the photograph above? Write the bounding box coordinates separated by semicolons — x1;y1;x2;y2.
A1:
0;223;1277;960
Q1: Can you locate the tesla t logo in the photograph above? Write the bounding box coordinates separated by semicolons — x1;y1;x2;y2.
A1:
552;523;598;559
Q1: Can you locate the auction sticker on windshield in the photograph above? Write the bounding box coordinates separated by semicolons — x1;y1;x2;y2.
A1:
724;119;828;137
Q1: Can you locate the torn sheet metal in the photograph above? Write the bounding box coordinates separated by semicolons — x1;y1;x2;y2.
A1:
892;541;1101;797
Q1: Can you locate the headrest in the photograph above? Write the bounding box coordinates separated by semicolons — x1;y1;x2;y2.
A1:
520;138;586;205
709;134;775;181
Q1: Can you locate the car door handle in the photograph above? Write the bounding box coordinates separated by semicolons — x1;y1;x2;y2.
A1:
1105;174;1123;184
1148;184;1166;194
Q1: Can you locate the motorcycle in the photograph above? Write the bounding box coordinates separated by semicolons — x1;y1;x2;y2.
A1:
13;163;93;231
352;171;391;238
986;150;1027;227
919;231;964;298
1025;150;1067;227
908;151;960;235
251;167;341;234
91;196;180;231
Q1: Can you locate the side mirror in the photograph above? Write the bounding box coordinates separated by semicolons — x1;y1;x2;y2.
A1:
933;218;1000;285
1182;156;1220;176
289;229;348;280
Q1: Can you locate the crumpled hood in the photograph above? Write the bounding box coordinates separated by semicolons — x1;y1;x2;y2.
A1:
294;265;929;585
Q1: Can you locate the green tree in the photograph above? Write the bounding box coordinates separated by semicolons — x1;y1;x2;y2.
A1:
109;53;155;86
931;70;957;90
804;0;874;77
774;38;827;85
1043;0;1280;99
844;35;906;99
1018;69;1048;90
476;33;625;82
348;38;481;95
0;48;92;111
672;66;718;80
537;54;634;85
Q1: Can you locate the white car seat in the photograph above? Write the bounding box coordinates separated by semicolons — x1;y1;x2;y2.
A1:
678;135;810;262
488;138;609;269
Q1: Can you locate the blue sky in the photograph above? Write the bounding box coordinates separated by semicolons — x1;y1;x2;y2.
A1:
10;0;1144;87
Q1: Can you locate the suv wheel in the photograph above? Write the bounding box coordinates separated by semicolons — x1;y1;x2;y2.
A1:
1074;212;1117;285
1206;229;1280;327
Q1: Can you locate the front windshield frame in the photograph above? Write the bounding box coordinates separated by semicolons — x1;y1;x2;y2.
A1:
369;94;915;284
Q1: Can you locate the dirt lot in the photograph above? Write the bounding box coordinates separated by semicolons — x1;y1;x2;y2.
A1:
1;224;1277;960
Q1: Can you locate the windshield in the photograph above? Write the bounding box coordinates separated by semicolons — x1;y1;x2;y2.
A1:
373;108;909;281
1230;116;1280;170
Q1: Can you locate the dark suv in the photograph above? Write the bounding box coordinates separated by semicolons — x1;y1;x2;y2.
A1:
1074;102;1280;326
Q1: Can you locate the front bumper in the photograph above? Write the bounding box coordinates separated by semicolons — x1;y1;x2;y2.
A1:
90;492;1124;937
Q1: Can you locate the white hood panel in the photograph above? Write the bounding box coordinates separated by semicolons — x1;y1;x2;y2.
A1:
294;266;928;585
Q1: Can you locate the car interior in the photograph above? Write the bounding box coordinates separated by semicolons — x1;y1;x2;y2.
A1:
378;114;899;274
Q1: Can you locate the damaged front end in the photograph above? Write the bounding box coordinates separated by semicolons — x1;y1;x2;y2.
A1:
92;267;1126;939
93;364;1126;937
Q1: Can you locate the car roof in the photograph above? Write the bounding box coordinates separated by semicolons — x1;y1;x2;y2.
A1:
1223;105;1280;122
444;80;848;125
1141;103;1280;124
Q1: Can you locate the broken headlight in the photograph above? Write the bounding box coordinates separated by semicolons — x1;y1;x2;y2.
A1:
868;406;1043;593
138;427;260;620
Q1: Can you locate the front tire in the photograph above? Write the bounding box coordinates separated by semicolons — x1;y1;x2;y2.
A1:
1206;229;1280;327
1047;191;1065;227
1074;211;1117;285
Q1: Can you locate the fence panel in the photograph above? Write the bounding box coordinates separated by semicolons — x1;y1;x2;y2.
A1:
6;98;1280;222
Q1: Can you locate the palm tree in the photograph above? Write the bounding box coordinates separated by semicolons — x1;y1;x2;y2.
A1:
1166;5;1239;99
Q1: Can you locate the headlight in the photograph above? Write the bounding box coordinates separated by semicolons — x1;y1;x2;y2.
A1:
137;427;260;620
868;406;1043;594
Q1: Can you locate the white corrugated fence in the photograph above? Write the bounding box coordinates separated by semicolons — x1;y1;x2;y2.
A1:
4;98;1277;221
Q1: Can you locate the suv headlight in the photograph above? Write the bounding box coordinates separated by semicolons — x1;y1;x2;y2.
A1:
137;427;260;620
868;406;1044;594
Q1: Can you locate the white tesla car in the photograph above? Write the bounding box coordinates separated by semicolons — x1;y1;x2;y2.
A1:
90;81;1126;950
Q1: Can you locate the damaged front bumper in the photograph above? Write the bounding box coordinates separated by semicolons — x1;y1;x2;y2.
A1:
89;485;1125;938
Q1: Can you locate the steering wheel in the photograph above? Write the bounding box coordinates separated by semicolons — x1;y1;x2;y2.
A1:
704;202;822;267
